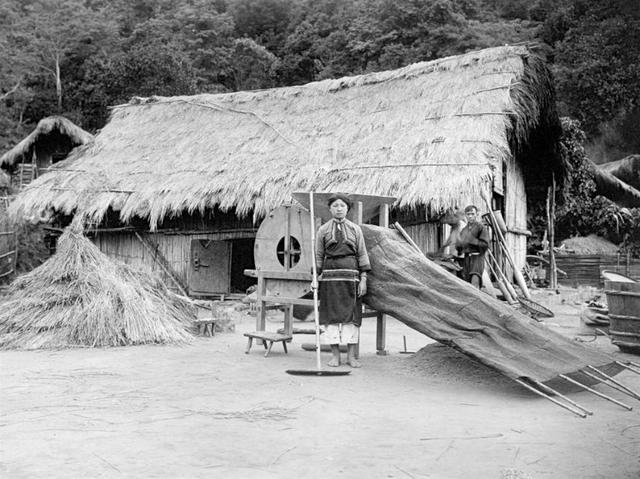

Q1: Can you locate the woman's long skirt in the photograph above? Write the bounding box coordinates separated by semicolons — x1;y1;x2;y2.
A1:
318;256;361;327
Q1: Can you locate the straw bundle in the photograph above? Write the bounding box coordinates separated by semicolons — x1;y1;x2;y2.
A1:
0;225;195;349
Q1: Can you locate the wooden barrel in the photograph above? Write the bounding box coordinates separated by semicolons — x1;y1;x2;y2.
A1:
604;280;640;354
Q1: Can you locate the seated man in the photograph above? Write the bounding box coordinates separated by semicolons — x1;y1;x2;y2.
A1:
455;205;490;289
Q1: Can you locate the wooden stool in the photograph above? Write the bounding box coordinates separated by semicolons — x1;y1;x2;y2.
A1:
194;318;217;336
244;331;292;357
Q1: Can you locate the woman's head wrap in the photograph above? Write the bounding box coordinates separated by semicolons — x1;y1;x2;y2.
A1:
327;193;352;210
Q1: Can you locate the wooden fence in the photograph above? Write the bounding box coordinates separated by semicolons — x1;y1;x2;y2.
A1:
550;254;640;287
0;229;16;279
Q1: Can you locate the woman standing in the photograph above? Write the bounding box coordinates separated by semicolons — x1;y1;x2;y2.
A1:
315;193;371;367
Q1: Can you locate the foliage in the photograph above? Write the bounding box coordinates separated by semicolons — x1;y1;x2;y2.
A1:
548;0;640;157
0;0;638;257
528;118;640;257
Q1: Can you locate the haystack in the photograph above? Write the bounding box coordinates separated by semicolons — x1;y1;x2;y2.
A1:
559;235;620;255
0;225;195;349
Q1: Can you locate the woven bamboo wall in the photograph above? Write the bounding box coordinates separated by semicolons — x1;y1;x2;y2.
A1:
404;222;441;254
93;230;256;289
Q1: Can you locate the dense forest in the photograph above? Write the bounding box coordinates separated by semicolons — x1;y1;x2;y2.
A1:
1;0;638;163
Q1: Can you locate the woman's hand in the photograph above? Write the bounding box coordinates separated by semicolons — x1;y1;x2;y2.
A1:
358;276;367;297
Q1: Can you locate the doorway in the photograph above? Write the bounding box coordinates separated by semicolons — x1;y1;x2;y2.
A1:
230;238;255;294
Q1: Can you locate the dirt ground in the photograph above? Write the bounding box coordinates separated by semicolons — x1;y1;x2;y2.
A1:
1;287;639;479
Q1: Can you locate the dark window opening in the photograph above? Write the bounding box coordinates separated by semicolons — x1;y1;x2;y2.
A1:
276;236;301;269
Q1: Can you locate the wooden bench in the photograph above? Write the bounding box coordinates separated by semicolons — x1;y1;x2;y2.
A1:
244;331;292;357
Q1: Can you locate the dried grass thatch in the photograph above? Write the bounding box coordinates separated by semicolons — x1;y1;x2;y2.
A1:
0;116;93;167
0;225;195;349
559;235;620;255
10;45;558;228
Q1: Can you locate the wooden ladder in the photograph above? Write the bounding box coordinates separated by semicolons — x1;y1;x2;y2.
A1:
16;163;38;188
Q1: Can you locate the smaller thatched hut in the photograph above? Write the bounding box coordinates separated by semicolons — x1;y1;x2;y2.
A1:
0;225;195;349
0;116;93;187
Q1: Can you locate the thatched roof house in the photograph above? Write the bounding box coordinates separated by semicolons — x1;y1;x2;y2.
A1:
591;159;640;208
11;45;561;297
601;155;640;191
0;116;93;187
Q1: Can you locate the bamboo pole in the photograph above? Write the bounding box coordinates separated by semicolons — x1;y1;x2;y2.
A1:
547;174;558;289
487;249;519;302
532;379;593;415
485;256;516;304
581;367;640;401
515;379;587;418
559;374;633;410
393;222;424;257
481;192;531;299
616;361;640;376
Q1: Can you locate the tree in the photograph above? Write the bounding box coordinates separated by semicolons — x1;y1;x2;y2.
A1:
87;43;198;108
7;0;118;112
230;38;280;90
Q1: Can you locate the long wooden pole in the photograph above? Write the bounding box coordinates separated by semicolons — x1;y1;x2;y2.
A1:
309;191;323;372
559;374;633;410
393;222;424;256
485;255;516;304
481;192;531;299
514;379;587;418
548;174;558;289
487;249;519;302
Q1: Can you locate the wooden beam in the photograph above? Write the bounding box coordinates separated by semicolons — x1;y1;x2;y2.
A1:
261;295;315;307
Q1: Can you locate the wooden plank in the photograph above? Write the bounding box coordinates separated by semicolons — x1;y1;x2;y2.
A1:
254;269;312;281
0;250;16;260
261;295;315;306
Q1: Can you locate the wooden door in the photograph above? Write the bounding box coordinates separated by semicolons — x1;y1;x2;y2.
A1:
188;239;230;295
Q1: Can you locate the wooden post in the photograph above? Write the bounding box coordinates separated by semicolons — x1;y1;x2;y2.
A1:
376;203;389;355
284;205;291;270
547;174;557;289
353;201;363;225
256;270;266;331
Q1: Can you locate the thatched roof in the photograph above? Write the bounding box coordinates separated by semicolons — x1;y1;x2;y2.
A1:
600;154;640;191
591;159;640;207
0;116;93;167
11;45;558;229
